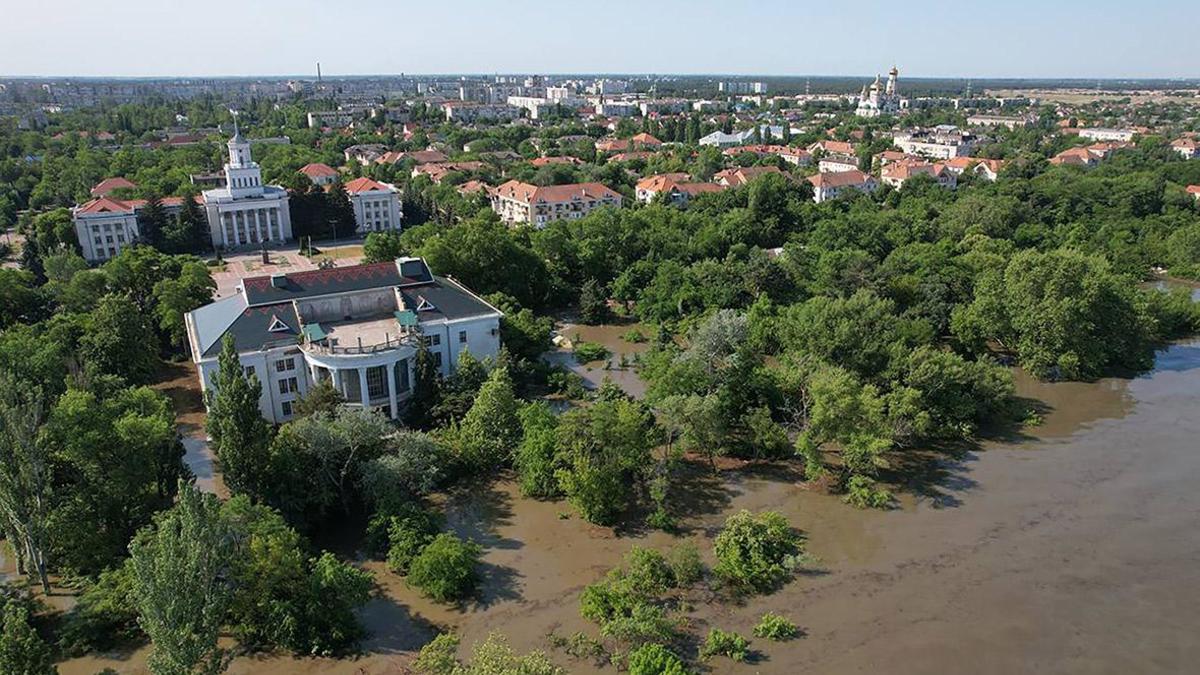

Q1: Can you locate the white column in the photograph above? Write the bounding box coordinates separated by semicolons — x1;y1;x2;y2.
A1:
232;211;241;246
386;362;398;420
358;367;370;409
332;369;343;398
257;209;266;243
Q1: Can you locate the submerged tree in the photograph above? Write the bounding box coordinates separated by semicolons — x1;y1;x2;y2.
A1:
206;335;272;497
0;374;52;594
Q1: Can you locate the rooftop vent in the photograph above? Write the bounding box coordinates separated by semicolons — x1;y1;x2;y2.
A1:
270;274;287;289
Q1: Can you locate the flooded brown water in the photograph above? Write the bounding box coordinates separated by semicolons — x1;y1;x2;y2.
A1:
543;321;652;398
53;339;1200;674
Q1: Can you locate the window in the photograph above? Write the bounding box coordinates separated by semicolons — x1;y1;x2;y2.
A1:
366;365;388;401
423;333;441;347
341;369;362;403
278;377;298;395
243;366;256;379
394;359;410;393
432;351;443;368
459;330;467;344
281;400;293;417
275;357;295;373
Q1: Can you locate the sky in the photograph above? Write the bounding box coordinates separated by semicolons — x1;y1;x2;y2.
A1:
2;0;1197;80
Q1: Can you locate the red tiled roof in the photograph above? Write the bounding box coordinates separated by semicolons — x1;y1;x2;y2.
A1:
91;177;137;197
343;177;393;194
1186;185;1200;195
636;173;690;192
299;163;338;178
808;170;874;188
492;180;621;204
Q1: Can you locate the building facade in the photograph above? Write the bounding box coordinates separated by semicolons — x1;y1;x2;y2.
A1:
202;123;293;249
185;257;502;424
343;177;403;234
72;195;195;262
808;170;879;203
489;180;622;227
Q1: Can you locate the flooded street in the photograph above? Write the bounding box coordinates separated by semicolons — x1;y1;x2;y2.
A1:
54;339;1200;674
543;321;652;398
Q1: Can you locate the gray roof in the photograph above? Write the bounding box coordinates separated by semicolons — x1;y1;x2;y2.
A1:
189;259;499;359
241;259;432;306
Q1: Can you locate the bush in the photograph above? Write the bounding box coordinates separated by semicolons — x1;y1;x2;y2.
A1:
407;533;482;602
414;632;460;674
753;612;798;641
59;562;143;654
843;474;894;509
573;341;610;364
360;433;449;510
384;506;441;573
621;329;648;343
666;542;704;587
713;510;801;593
700;628;749;662
627;642;689;675
622;547;675;595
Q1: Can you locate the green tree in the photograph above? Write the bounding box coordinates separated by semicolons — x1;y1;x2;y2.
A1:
404;342;443;430
712;510;800;593
0;602;57;675
407;533;482;603
514;402;561;499
152;261;215;352
362;231;407;263
80;293;160;384
627;643;688;675
0;375;52;593
137;194;168;249
129;483;232;675
205;335;272;497
555;398;657;525
578;278;610;325
456;365;521;470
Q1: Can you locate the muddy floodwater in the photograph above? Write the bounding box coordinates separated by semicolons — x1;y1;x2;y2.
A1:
54;339;1200;674
543;320;652;398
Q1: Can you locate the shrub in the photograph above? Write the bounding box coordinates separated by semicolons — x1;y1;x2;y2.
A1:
622;547;675;595
0;602;56;675
627;642;689;675
415;632;460;674
579;574;675;644
59;562;143;654
573;341;610;364
621;329;648;344
666;542;704;587
843;474;894;510
360;432;448;510
700;628;749;662
407;534;482;602
753;612;798;641
383;506;441;572
515;402;562;499
713;510;801;592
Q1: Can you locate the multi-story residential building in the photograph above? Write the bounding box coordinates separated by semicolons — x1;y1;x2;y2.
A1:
344;144;389;166
1172;138;1199;160
1049;142;1131;168
635;173;724;205
808;139;857;156
880;161;957;190
807;170;879;203
718;81;768;94
306;110;359;129
893;125;975;159
202;123;293;249
299;163;339;187
489;180;622;227
1187;185;1200;202
966;113;1032;130
1078;127;1136;142
442;102;523;123
943;157;1005;181
72;195;195;262
713;165;786;187
343;177;402;234
185;257;502;424
818;154;861;173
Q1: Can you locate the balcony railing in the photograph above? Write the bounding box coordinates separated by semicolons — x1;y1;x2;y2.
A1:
302;332;418;355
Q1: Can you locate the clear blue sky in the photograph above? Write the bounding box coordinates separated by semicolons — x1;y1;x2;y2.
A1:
2;0;1196;79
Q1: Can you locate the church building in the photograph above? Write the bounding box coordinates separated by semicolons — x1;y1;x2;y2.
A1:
856;66;903;118
202;119;293;249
